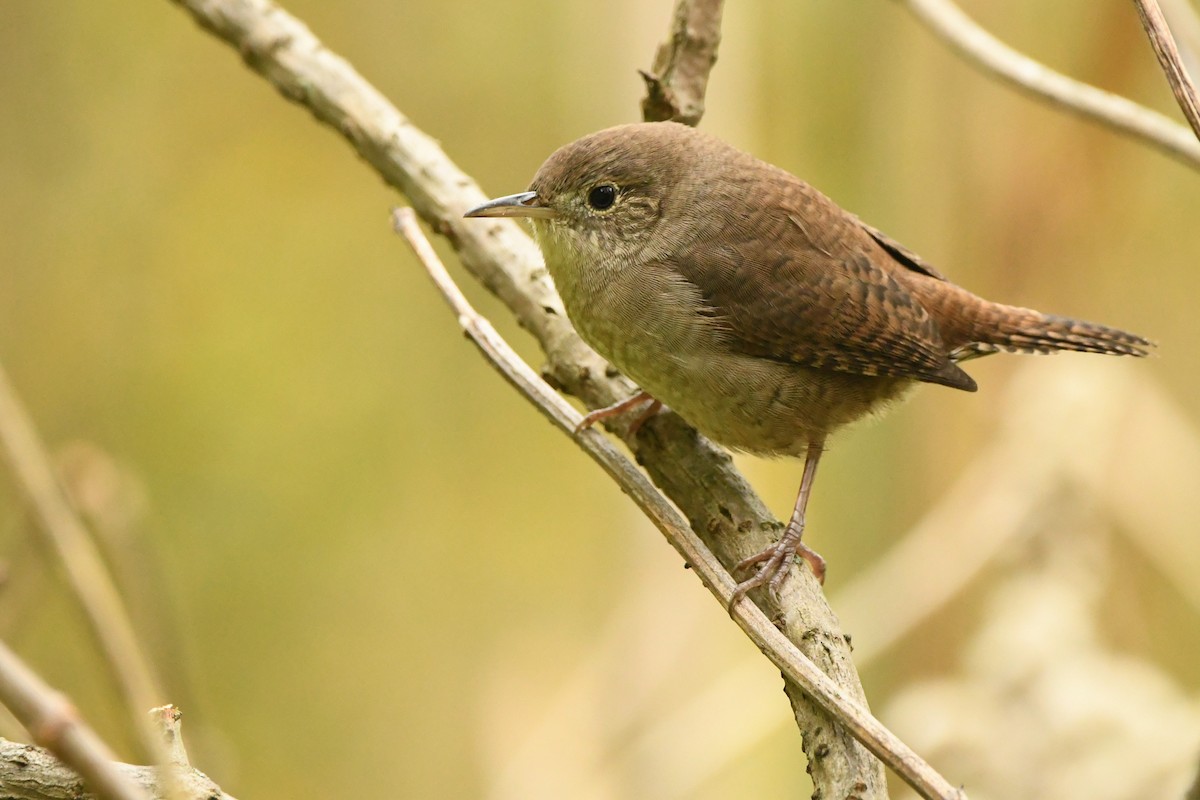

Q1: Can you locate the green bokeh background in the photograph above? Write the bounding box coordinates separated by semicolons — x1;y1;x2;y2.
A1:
0;2;1196;798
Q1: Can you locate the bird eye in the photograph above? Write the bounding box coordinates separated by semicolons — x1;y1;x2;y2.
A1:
587;184;618;211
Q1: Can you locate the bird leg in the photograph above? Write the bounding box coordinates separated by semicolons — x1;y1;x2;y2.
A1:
574;390;662;437
729;439;827;609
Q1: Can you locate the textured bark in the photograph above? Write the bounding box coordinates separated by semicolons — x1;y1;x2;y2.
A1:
0;738;232;800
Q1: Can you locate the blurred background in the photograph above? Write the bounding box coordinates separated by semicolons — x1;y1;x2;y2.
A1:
1;1;1198;798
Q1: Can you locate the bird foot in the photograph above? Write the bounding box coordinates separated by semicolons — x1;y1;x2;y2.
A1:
728;526;826;611
575;390;662;437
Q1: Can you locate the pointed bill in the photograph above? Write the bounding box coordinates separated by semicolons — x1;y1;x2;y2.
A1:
464;191;556;220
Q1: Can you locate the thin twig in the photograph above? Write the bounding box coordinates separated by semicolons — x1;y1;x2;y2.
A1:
0;638;147;800
1133;0;1200;141
0;365;176;783
1159;0;1200;72
641;0;725;125
898;0;1200;170
392;208;965;800
166;1;890;795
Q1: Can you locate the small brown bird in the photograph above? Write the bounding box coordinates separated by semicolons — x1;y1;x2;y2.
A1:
465;122;1151;605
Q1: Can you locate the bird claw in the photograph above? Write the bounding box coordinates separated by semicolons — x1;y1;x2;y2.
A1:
727;529;826;612
574;391;662;437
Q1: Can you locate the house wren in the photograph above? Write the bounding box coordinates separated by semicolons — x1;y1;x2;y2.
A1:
465;122;1152;606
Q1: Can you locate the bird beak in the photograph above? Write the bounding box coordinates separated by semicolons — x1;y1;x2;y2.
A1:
464;191;556;220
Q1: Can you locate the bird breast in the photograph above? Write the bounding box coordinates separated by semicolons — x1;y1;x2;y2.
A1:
541;235;911;455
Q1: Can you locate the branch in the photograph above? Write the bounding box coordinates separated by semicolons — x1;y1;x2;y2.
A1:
0;708;235;800
641;0;725;124
392;209;964;800
167;1;959;796
1133;0;1200;140
0;365;177;782
0;639;146;800
898;0;1200;170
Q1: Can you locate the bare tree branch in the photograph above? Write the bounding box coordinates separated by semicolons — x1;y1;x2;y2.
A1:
392;209;965;800
163;1;914;797
898;0;1200;170
641;0;725;124
0;639;147;800
0;707;235;800
0;366;177;784
1133;0;1200;140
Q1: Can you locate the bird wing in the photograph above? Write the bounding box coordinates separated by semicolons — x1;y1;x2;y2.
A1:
856;219;949;282
666;185;977;391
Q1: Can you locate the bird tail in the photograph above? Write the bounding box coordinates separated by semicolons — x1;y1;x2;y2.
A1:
950;301;1154;361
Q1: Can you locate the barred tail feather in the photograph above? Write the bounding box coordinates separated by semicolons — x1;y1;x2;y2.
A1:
951;305;1154;362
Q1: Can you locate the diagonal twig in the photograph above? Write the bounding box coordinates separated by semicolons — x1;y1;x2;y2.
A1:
1158;0;1200;72
0;638;147;800
392;207;965;800
898;0;1200;170
0;365;177;786
1132;0;1200;141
